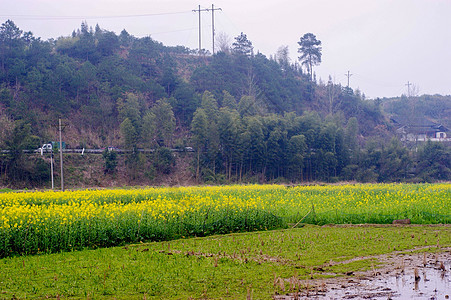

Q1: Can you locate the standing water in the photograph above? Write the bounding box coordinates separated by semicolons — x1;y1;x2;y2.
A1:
275;251;450;299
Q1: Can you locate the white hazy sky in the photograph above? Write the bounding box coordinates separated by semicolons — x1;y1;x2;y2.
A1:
2;0;451;99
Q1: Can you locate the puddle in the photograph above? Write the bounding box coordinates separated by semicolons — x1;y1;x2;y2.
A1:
275;250;450;300
325;264;450;299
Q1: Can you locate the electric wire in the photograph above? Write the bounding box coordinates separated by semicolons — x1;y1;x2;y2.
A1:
0;11;192;20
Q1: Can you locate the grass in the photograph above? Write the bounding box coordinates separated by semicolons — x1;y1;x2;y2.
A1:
1;225;450;299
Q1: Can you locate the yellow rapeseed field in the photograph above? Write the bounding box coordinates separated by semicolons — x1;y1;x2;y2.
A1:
0;183;449;257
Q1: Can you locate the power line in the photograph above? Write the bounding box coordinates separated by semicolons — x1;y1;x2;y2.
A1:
150;27;197;36
1;11;191;20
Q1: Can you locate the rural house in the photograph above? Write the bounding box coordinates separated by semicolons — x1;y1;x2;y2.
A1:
391;117;450;142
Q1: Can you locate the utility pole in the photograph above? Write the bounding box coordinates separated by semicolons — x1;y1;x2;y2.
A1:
208;4;222;54
193;4;222;55
345;70;353;88
405;81;412;97
59;118;64;191
193;5;209;55
50;150;54;190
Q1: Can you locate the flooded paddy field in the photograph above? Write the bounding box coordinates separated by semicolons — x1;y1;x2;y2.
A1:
276;248;450;299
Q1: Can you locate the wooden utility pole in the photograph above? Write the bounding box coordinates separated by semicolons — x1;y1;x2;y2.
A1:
208;4;222;54
193;4;222;55
345;70;352;88
59;118;64;191
193;5;208;55
50;150;54;190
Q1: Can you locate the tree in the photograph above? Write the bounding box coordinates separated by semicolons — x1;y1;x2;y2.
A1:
238;95;258;117
297;33;322;81
0;20;23;72
142;98;176;147
0;109;13;148
378;138;411;182
218;107;241;180
119;29;134;47
191;108;209;181
200;91;219;122
266;128;287;179
276;45;290;70
232;32;253;56
221;90;237;110
153;147;175;174
326;75;342;114
345;117;359;158
287;135;306;181
242;116;265;176
1;120;46;185
199;91;220;177
102;148;118;174
120;117;138;150
171;82;199;126
117;92;142;129
65;21;99;63
215;31;231;54
97;30;119;56
416;141;450;181
120;117;140;180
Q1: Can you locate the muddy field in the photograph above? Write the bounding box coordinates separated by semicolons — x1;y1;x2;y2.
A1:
275;247;450;299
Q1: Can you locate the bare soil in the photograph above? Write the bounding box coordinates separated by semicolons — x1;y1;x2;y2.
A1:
275;247;450;300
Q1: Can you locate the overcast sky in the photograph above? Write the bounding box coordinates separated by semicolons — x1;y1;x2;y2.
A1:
2;0;451;99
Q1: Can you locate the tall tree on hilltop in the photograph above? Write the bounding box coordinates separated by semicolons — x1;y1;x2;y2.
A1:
297;33;322;81
232;32;253;56
0;20;23;56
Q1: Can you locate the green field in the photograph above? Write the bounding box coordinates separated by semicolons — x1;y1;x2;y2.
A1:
1;225;449;299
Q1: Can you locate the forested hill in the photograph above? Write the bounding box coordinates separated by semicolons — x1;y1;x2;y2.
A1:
0;20;449;187
0;21;384;144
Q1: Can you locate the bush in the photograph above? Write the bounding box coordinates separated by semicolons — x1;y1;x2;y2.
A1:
153;147;175;174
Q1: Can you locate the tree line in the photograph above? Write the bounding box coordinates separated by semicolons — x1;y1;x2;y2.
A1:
0;20;449;187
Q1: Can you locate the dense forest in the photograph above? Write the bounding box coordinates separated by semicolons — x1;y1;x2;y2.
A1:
0;20;449;188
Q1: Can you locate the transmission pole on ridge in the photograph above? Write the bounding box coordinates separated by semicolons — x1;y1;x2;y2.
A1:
193;4;222;55
345;70;353;88
208;4;222;54
193;5;209;55
405;81;412;97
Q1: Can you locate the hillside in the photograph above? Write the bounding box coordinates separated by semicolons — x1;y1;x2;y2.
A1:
382;94;451;129
0;20;449;187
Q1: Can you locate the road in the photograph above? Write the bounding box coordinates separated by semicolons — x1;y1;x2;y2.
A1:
0;147;194;154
